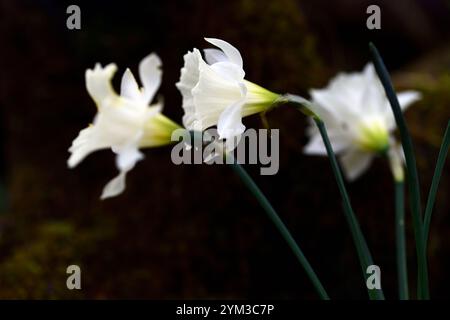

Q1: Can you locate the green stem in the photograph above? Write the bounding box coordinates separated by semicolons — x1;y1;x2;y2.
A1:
314;118;384;300
369;42;429;299
229;160;330;300
424;121;450;244
395;179;409;299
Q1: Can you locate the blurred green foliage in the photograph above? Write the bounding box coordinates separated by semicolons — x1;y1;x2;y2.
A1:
0;220;115;299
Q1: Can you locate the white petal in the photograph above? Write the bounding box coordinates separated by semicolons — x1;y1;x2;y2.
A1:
217;100;246;140
190;60;243;130
176;50;201;96
210;61;245;82
114;140;144;172
361;63;387;114
385;91;421;130
339;148;373;181
100;143;144;200
217;84;247;140
176;49;202;129
362;63;375;79
114;134;144;173
67;126;108;168
310;89;351;123
398;91;421;111
304;130;352;155
204;38;243;68
304;133;327;155
86;63;118;106
139;53;162;104
112;131;144;171
204;48;228;65
310;65;371;122
101;171;127;200
224;134;242;154
120;69;142;101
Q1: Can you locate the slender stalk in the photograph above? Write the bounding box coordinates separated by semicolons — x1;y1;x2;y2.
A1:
229;160;330;300
424;121;450;244
284;95;384;299
369;42;429;299
314;118;385;300
388;149;409;300
395;179;409;299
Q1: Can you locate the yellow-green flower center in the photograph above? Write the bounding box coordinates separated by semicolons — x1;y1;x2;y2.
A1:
242;80;280;116
355;117;390;153
140;114;183;148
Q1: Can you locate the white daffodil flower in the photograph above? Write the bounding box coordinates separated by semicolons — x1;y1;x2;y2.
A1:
304;63;421;181
68;54;181;199
176;38;279;145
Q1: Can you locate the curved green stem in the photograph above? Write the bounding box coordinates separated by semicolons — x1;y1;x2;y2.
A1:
285;95;384;299
395;179;409;299
314;118;385;300
424;121;450;244
229;159;330;300
370;43;429;299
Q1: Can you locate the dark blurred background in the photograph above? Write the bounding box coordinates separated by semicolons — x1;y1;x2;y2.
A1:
0;0;449;299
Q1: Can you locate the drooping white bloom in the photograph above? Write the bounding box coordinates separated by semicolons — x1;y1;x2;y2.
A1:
68;54;181;199
304;63;420;181
176;38;279;143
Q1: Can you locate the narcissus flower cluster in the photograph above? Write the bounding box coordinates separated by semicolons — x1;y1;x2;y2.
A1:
66;37;446;302
68;39;420;198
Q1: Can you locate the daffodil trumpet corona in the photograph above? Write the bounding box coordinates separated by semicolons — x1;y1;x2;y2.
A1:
68;53;182;199
176;38;281;150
